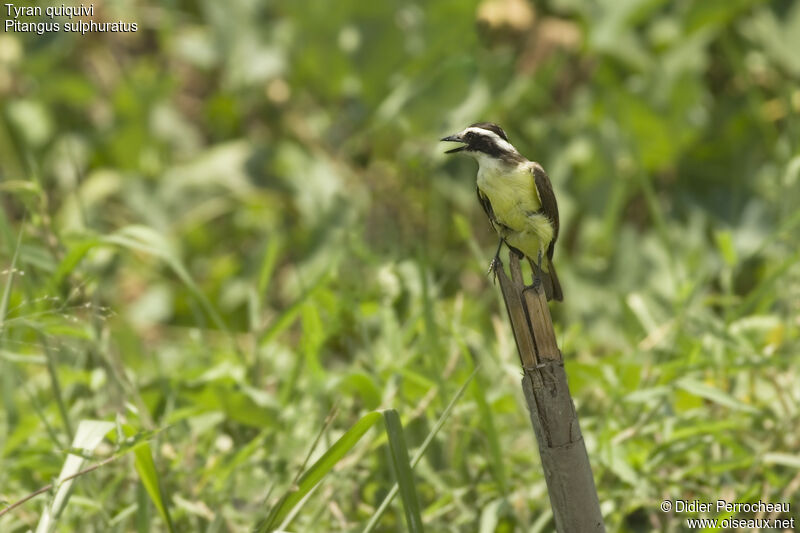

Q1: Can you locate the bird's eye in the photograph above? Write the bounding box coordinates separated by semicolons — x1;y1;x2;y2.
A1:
465;132;475;141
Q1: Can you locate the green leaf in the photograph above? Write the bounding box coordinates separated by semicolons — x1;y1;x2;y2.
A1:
363;368;477;532
257;236;283;295
337;372;382;410
47;237;101;291
259;271;328;347
471;368;507;493
132;441;175;533
479;498;508;533
180;384;276;429
676;378;759;414
714;230;737;267
256;411;382;532
382;409;424;533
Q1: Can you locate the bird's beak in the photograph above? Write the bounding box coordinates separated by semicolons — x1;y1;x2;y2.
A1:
440;133;466;154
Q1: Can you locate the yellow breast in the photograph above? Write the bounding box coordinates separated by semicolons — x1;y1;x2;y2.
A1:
477;163;541;230
476;161;554;259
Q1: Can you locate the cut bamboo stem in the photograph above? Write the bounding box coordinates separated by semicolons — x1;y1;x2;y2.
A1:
494;252;605;532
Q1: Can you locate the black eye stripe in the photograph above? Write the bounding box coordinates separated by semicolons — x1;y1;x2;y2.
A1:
467;135;505;157
468;122;509;142
466;131;497;145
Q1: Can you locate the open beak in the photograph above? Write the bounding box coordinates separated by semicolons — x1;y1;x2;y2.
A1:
440;134;466;154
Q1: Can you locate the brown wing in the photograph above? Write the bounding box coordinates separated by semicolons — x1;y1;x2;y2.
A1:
477;187;498;230
531;163;559;260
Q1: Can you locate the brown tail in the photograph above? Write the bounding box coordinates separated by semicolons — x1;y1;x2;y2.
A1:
547;256;563;302
528;256;563;302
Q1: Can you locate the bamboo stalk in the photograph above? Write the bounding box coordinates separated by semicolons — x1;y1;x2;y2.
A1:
495;252;605;532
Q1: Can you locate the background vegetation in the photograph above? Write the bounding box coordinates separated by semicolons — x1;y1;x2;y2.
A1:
1;0;799;531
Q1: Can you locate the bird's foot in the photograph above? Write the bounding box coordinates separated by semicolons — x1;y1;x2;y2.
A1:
487;238;506;282
487;255;501;283
487;256;499;276
522;275;542;296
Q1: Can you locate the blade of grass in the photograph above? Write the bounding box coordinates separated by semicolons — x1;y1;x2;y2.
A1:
259;271;328;347
732;248;800;319
382;409;424;533
1;223;23;327
258;236;283;295
256;410;382;532
457;336;506;491
46;237;100;292
676;377;760;414
41;337;74;440
1;225;23;432
363;367;478;533
132;441;175;533
471;368;507;493
3;229;76;441
34;420;114;533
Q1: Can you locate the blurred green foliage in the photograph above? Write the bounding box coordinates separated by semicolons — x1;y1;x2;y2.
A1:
1;0;799;531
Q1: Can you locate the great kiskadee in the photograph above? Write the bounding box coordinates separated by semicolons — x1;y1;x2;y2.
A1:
441;122;563;301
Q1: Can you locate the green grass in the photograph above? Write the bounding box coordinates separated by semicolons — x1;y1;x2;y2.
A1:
2;0;800;531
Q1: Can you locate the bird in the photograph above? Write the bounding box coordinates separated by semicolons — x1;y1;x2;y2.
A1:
441;122;563;301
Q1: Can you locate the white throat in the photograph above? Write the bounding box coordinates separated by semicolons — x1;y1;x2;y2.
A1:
473;152;520;185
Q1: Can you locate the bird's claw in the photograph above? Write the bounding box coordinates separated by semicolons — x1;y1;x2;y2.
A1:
487;256;500;275
487;256;500;283
522;276;542;296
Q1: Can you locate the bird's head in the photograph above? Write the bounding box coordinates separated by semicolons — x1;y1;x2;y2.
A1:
440;122;521;164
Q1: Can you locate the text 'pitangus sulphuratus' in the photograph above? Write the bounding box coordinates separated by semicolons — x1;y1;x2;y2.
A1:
442;122;563;301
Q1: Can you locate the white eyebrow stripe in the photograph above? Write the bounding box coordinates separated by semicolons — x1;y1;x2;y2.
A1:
463;127;518;153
